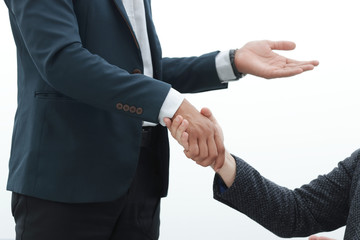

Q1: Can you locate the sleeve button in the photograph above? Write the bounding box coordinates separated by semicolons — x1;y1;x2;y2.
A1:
123;104;130;112
130;106;136;113
116;103;123;110
136;107;143;115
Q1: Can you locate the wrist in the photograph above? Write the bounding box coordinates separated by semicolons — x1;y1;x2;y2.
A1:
158;88;184;126
216;150;236;188
173;98;188;119
230;49;246;79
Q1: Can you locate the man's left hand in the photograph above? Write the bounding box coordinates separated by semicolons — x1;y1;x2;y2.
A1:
235;40;319;79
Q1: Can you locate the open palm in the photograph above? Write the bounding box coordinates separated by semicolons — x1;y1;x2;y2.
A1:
235;40;319;79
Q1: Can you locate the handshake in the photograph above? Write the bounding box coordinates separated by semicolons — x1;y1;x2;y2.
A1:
164;103;236;187
164;100;225;171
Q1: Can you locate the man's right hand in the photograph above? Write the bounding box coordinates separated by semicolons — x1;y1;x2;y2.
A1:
165;107;236;187
165;99;225;171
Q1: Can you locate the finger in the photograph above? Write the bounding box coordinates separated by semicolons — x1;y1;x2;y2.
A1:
202;137;218;167
286;59;320;67
176;119;189;141
311;60;320;66
298;64;316;71
285;62;316;69
187;135;199;159
200;107;217;124
213;133;225;171
308;236;335;240
170;115;183;138
184;149;192;159
180;132;189;151
194;138;209;164
201;107;224;142
163;117;172;129
268;40;296;51
283;63;317;73
271;68;304;78
200;107;212;118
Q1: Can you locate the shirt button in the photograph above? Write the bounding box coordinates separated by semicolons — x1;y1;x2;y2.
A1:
132;69;142;74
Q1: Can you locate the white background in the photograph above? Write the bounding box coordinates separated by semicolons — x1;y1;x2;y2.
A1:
1;0;359;239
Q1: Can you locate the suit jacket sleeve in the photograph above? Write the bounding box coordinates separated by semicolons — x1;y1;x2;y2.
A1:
4;0;171;123
162;53;228;94
213;150;360;238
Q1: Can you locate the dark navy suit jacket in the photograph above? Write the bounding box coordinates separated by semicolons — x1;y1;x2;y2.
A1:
4;0;227;203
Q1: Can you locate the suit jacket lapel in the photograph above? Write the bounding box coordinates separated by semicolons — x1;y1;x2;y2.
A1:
112;0;140;49
113;0;161;77
143;0;162;78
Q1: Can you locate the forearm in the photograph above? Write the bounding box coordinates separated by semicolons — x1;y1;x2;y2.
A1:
213;154;354;237
161;52;228;93
215;151;236;188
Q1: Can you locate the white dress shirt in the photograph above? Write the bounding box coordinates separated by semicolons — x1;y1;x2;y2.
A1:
122;0;237;126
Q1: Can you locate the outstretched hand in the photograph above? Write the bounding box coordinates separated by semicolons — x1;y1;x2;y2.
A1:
235;40;319;79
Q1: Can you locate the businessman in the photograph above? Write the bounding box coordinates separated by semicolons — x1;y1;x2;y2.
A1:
166;108;358;240
4;0;318;239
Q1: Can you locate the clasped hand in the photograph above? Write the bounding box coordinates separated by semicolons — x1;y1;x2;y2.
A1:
164;99;225;171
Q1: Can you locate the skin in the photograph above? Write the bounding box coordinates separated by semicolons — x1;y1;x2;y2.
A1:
171;40;319;171
172;100;225;171
164;108;236;187
234;40;319;79
308;236;336;240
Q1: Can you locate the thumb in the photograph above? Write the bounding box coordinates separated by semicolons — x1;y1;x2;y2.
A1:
269;40;296;51
200;107;216;123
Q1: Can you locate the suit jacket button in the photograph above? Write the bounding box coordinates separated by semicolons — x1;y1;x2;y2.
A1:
123;104;130;112
130;106;136;113
116;103;123;110
132;69;142;74
136;107;143;115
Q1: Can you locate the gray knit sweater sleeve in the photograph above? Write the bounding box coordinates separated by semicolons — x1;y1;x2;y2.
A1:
213;149;360;238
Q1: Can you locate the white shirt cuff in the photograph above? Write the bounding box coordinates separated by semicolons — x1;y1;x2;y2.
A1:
158;88;184;126
215;50;237;82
